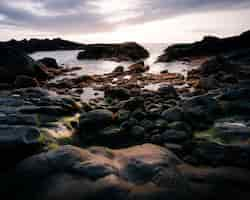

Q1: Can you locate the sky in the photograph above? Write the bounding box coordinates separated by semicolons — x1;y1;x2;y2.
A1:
0;0;250;43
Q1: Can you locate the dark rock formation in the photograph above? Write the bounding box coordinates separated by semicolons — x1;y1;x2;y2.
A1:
158;30;250;62
38;57;59;69
0;38;85;53
128;61;150;73
105;87;131;100
3;144;250;200
112;66;125;74
5;144;188;200
14;75;39;88
0;45;50;82
77;42;149;62
0;88;80;170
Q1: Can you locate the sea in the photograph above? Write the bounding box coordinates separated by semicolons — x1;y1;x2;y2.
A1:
29;43;194;77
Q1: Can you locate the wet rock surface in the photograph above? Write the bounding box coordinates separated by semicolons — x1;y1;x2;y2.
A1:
0;88;80;170
1;31;250;199
3;144;250;200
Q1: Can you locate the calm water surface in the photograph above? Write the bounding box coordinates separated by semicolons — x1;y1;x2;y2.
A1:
30;43;193;77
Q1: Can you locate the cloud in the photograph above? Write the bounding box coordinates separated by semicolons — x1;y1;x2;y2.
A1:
0;0;249;38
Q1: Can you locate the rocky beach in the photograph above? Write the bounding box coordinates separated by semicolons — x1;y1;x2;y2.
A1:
1;31;250;200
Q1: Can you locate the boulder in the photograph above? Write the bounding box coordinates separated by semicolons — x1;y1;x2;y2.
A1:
9;144;187;200
214;121;250;142
182;95;221;129
112;66;124;74
168;121;192;133
5;144;250;200
105;87;131;100
196;76;219;90
129;125;145;138
38;57;59;69
119;97;144;111
158;85;179;99
77;42;149;62
0;45;49;82
128;61;149;73
178;164;250;200
189;140;250;168
79;109;114;136
14;75;39;88
0;125;43;170
161;107;183;122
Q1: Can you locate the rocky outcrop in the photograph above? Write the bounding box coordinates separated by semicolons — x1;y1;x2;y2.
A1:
0;88;80;170
14;75;40;88
157;30;250;62
4;144;187;200
3;144;250;200
38;57;59;69
77;42;149;62
187;48;250;91
0;38;85;53
128;61;150;73
0;45;50;82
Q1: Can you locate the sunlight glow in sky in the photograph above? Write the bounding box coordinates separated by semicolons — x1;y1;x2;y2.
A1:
65;9;250;43
0;0;250;43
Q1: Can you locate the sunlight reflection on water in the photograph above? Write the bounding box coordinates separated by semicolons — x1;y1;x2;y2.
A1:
30;43;193;77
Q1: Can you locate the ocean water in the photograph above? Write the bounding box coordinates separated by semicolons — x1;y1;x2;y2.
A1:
30;43;193;77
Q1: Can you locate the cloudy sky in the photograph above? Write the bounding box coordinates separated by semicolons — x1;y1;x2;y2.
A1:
0;0;250;43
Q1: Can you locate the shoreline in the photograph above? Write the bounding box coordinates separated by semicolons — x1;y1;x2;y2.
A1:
1;31;250;199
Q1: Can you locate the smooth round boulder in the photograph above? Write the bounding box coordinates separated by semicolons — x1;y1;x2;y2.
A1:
38;57;59;69
112;66;124;74
128;62;149;73
105;87;130;100
158;85;179;99
79;109;114;131
10;144;186;200
161;107;183;122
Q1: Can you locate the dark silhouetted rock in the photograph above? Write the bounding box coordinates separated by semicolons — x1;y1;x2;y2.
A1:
14;75;39;88
161;107;183;122
0;45;50;82
157;30;250;62
128;61;150;73
158;85;179;98
77;42;149;62
105;87;131;100
0;38;85;53
10;144;188;200
79;109;114;134
112;66;124;74
38;57;59;69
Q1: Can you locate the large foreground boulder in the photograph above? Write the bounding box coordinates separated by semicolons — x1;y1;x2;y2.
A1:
8;144;188;200
0;45;49;82
3;144;250;200
77;42;149;62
